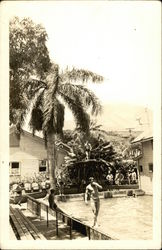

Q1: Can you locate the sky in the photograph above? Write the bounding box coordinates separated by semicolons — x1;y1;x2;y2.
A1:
2;0;161;130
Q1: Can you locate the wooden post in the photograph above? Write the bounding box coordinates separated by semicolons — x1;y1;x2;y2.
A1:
88;226;91;240
62;214;65;223
27;197;29;210
69;218;72;240
137;159;141;189
32;200;33;213
39;203;41;221
56;210;58;236
29;199;31;211
46;206;49;227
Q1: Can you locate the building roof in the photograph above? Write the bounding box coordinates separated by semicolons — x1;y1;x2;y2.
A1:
131;128;153;144
10;125;45;143
10;126;71;152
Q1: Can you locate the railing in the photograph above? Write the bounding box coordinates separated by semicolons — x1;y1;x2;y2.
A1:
27;195;41;220
26;195;115;240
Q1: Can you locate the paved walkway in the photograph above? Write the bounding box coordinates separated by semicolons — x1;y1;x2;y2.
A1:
10;203;88;240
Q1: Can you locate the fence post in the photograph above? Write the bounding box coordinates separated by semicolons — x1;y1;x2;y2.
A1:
39;202;41;221
88;226;91;240
46;205;49;227
32;200;33;213
62;214;65;223
56;210;58;236
69;218;72;240
27;197;29;210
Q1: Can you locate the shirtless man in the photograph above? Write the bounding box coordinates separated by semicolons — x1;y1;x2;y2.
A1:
85;177;102;227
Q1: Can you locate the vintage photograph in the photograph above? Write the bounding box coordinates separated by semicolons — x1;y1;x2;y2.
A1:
0;0;161;249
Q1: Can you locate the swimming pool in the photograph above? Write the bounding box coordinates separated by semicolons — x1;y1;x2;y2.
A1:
58;195;152;240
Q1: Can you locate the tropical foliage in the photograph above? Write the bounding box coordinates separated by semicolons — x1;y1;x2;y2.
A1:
62;122;117;168
59;124;137;186
10;17;51;126
10;17;104;188
27;64;103;187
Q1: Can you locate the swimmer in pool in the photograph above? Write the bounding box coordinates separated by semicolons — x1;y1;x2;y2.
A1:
85;177;102;227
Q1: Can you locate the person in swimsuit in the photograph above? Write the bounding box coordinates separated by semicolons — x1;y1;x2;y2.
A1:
85;177;102;227
84;141;92;160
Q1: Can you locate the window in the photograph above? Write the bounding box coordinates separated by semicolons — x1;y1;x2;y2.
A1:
39;159;48;172
10;162;20;175
139;165;143;172
149;163;153;172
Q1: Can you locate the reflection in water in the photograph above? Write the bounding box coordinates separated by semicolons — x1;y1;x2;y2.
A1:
58;195;152;240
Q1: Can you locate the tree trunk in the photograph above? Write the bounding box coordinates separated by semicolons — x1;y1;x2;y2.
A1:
47;132;57;189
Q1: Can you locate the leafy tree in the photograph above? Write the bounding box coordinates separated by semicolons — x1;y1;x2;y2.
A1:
10;17;51;125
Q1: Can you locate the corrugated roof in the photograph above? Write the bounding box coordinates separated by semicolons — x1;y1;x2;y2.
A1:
131;128;153;143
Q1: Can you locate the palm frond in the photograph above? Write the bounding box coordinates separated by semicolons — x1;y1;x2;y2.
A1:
59;91;90;134
24;78;47;100
78;85;102;115
89;120;108;138
61;67;104;83
42;94;65;135
45;64;60;96
29;90;45;133
59;83;102;115
55;101;65;135
29;108;43;134
12;107;29;133
42;92;56;133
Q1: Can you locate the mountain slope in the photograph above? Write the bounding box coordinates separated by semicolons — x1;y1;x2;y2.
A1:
94;103;153;131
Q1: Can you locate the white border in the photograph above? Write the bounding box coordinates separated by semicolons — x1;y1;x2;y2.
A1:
0;1;161;249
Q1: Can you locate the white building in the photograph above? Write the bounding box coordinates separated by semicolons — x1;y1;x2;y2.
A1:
131;129;153;195
9;127;70;183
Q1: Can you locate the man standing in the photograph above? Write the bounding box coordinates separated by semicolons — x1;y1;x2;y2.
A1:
84;141;92;160
106;171;113;185
85;177;102;227
131;169;137;184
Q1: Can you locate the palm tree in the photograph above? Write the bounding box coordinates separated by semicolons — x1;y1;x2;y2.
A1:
25;64;103;188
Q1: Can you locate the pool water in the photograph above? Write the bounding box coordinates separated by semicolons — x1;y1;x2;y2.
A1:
58;195;152;240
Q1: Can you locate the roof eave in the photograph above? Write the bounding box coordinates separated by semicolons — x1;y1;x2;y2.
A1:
132;136;153;144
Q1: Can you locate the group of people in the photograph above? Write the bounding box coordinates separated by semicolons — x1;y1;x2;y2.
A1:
106;168;137;185
10;177;51;206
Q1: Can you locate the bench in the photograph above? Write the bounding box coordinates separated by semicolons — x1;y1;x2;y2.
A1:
10;206;46;240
